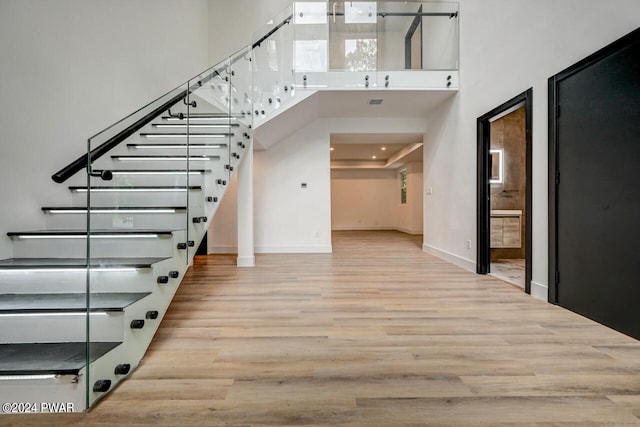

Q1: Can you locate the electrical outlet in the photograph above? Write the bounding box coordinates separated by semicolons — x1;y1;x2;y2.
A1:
466;240;471;249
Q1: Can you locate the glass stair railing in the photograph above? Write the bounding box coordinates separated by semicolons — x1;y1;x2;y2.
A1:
0;54;252;411
0;1;458;413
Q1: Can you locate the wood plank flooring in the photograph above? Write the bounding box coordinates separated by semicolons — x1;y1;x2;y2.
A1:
2;230;640;426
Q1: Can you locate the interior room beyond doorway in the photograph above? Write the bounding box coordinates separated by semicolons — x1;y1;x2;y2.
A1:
330;133;424;236
489;105;526;288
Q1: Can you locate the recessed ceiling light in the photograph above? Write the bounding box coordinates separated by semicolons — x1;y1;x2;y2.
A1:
330;147;334;151
381;147;386;151
369;99;383;105
372;155;377;159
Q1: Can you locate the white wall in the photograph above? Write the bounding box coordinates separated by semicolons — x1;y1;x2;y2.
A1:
395;162;423;234
331;169;397;230
254;120;332;253
0;0;210;259
207;0;292;64
331;165;423;234
253;115;427;252
208;174;238;253
423;0;640;299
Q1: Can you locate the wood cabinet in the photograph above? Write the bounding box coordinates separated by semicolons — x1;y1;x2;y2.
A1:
490;211;521;248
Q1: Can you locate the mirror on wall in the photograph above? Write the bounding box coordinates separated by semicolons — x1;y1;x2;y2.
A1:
489;149;503;184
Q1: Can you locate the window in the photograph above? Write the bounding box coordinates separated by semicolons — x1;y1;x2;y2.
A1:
294;40;328;72
400;170;407;204
345;39;377;71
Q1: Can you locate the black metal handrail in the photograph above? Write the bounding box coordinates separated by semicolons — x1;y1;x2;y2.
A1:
252;14;293;48
52;91;186;183
51;14;294;184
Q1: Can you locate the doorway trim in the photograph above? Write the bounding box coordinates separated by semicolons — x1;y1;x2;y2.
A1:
476;88;533;293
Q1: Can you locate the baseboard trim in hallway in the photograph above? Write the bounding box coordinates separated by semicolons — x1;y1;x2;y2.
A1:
3;231;639;426
422;242;475;273
530;279;549;301
254;244;333;254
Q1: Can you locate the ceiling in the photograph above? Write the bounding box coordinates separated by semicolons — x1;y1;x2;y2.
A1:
330;132;423;168
254;89;456;168
315;89;454;118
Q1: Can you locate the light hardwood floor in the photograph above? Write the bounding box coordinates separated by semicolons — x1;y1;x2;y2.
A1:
3;231;640;426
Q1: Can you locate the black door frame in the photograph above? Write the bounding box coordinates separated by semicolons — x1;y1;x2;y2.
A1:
476;89;533;294
548;27;640;305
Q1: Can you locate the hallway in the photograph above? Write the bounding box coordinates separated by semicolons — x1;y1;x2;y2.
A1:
4;231;640;426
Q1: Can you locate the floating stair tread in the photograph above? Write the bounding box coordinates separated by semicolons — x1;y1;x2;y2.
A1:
68;185;202;190
151;123;240;127
0;342;121;375
126;143;228;148
161;114;238;119
42;206;188;213
0;257;168;269
110;169;209;173
0;292;151;313
7;229;174;237
139;133;234;137
111;155;217;160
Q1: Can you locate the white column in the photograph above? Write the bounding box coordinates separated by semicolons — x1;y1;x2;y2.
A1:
236;140;255;267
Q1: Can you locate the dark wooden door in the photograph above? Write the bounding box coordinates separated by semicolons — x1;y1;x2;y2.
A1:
552;30;640;339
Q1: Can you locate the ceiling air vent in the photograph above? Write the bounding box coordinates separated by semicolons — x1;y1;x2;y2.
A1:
369;99;383;105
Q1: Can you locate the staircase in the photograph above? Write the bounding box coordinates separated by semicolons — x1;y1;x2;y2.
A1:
0;1;459;413
0;70;252;410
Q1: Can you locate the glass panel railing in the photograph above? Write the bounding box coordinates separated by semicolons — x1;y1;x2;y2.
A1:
86;80;191;408
293;1;329;89
229;46;253;175
186;58;233;258
376;1;459;71
292;1;459;90
418;2;459;71
329;2;378;73
377;2;416;72
376;2;459;89
230;46;253;129
252;4;295;125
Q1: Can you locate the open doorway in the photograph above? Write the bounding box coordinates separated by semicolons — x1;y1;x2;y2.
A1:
477;89;532;293
330;133;424;239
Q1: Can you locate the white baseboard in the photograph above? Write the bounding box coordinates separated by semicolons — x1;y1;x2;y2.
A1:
237;256;255;267
255;244;332;254
422;243;475;273
395;226;423;235
332;226;395;231
207;245;237;254
530;280;548;301
332;226;423;235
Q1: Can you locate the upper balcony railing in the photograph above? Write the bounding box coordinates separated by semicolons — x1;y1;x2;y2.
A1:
251;1;459;123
